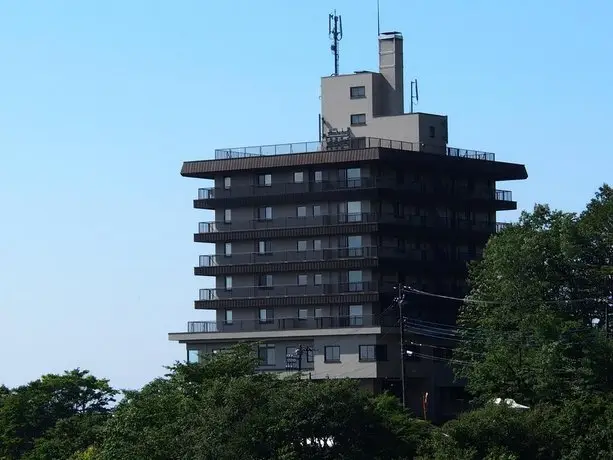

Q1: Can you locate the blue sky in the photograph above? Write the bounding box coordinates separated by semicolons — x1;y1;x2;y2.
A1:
1;0;611;390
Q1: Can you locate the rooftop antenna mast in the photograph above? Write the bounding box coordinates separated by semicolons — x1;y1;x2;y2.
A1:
377;0;381;36
329;10;343;76
410;79;419;113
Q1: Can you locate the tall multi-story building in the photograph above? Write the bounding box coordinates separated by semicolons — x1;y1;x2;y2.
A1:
169;31;527;422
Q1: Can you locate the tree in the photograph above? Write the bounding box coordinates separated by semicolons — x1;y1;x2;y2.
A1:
453;190;613;406
99;344;428;460
0;369;116;459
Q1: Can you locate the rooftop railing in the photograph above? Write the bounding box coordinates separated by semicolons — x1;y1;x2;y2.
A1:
186;314;396;334
198;281;378;301
214;137;496;161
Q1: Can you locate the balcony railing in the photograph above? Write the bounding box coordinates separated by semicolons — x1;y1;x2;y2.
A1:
495;189;513;201
198;247;379;267
496;222;511;232
214;137;496;162
197;214;499;234
198;281;378;301
186;314;396;334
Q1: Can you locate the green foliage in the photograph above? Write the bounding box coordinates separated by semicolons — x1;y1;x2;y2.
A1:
98;344;427;460
0;369;116;460
455;186;613;406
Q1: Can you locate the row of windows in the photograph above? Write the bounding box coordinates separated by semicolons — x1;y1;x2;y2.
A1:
221;270;365;290
221;168;362;190
258;343;387;366
222;201;364;223
223;305;365;325
221;236;364;256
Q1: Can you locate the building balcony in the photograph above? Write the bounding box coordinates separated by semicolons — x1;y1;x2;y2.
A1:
195;282;381;309
195;246;472;276
194;213;501;243
169;314;397;342
193;181;514;210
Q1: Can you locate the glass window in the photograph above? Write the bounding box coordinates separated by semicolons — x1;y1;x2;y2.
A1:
187;349;199;364
297;240;307;252
347;201;362;221
347;235;362;248
224;209;232;223
350;113;366;125
224;242;232;256
258;240;271;254
298;274;308;286
313;205;322;216
346;168;361;187
294;172;304;183
313;239;322;250
348;271;363;292
314;171;323;183
350;86;366;98
298;308;308;319
258;344;275;365
314;274;323;285
224;276;232;291
258;206;272;220
258;275;273;287
297;206;307;217
350;304;363;325
259;308;273;322
314;308;324;318
223;176;231;189
258;174;272;186
224;309;233;324
324;346;341;362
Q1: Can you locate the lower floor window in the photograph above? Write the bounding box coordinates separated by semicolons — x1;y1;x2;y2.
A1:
359;344;388;362
187;349;199;363
258;344;276;365
324;345;341;363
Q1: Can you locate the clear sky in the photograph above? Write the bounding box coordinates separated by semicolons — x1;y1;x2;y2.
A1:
1;0;611;390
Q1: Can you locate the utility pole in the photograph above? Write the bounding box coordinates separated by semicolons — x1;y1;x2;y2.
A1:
286;345;313;373
398;284;407;409
607;274;612;339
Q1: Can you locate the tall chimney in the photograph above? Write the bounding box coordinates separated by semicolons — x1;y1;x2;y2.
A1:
378;32;404;115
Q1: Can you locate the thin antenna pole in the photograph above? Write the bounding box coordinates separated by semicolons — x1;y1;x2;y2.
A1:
329;11;343;76
377;0;381;36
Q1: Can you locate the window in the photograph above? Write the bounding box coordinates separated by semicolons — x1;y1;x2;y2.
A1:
258;206;272;220
224;209;232;223
314;274;323;285
429;126;436;138
350;113;366;125
298;274;308;286
314;171;323;183
224;309;233;324
313;205;322;217
298;308;308;319
297;240;307;252
294;172;304;183
350;86;366;99
224;242;232;256
224;276;233;291
313;239;322;251
347;235;363;257
258;344;275;365
258;174;272;187
187;349;199;364
297;206;307;217
349;304;363;325
258;240;271;254
258;274;273;288
348;271;363;292
324;345;341;363
223;176;231;189
347;201;362;222
259;308;274;323
346;168;361;187
315;308;324;318
359;345;387;362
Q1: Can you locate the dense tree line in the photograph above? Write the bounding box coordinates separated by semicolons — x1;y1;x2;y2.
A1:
1;185;611;459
